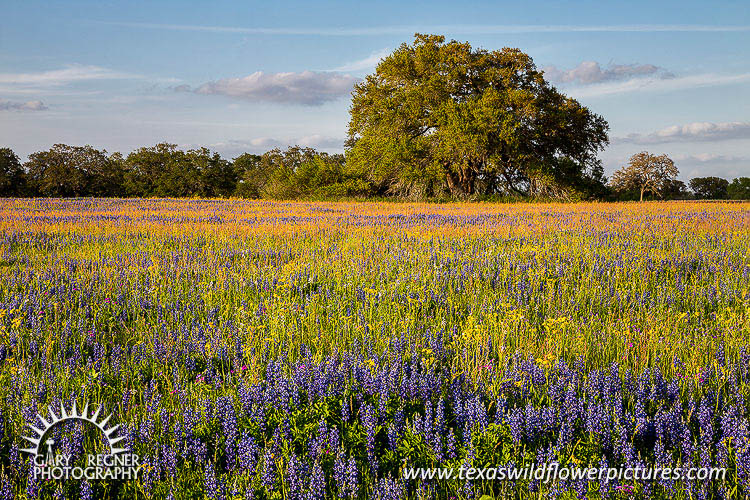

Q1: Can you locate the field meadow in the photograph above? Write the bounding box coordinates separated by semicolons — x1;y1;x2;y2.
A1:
0;198;749;499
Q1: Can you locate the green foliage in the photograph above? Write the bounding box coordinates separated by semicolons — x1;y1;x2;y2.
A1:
346;34;610;199
3;138;746;204
0;148;27;196
252;146;371;200
660;179;691;200
25;144;124;197
233;153;265;198
689;176;729;200
124;143;236;198
190;148;238;197
728;177;750;200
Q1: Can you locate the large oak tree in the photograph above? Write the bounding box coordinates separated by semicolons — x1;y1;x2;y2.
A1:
346;34;609;198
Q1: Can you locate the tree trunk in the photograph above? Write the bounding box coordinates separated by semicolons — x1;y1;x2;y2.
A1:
461;165;474;195
461;160;479;195
446;171;464;197
640;186;644;202
484;175;497;195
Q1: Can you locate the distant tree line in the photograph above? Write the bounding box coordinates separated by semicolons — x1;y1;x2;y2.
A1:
1;144;747;200
0;144;367;200
607;151;749;201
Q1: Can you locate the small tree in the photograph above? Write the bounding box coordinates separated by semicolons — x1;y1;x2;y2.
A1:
609;152;678;202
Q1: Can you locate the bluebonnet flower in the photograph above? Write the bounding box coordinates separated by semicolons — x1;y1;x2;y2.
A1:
305;460;325;500
341;397;350;423
260;447;276;492
0;474;12;500
446;428;457;459
373;476;405;500
204;461;224;500
347;455;359;498
218;396;238;470
81;480;93;500
508;407;524;443
162;443;178;478
333;451;348;497
361;402;379;475
238;432;259;475
697;400;714;469
286;453;304;500
309;418;329;460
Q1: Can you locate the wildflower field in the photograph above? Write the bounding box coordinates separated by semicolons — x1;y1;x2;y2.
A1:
0;198;749;499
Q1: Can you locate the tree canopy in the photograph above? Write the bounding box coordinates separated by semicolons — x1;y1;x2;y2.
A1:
728;177;750;200
689;176;729;200
609;152;679;202
124;144;237;198
0;148;26;197
346;34;609;199
25;144;124;197
1;142;747;201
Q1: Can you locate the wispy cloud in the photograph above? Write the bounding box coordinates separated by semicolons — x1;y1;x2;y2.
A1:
332;48;391;72
673;153;750;179
98;21;750;36
177;71;359;105
0;64;136;87
616;122;750;144
674;153;748;163
0;99;48;111
543;61;672;85
566;72;750;98
204;135;344;156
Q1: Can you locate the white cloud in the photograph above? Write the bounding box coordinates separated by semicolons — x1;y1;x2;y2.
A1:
204;135;344;156
294;134;345;150
566;72;750;98
332;48;391;72
540;62;750;101
0;99;48;111
616;122;750;144
674;153;747;163
180;71;359;105
543;61;671;85
0;65;136;87
673;154;750;179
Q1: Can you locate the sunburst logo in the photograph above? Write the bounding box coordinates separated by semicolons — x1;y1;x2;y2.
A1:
20;400;140;481
21;400;128;457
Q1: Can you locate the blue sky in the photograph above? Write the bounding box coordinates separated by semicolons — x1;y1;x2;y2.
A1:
1;0;749;180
